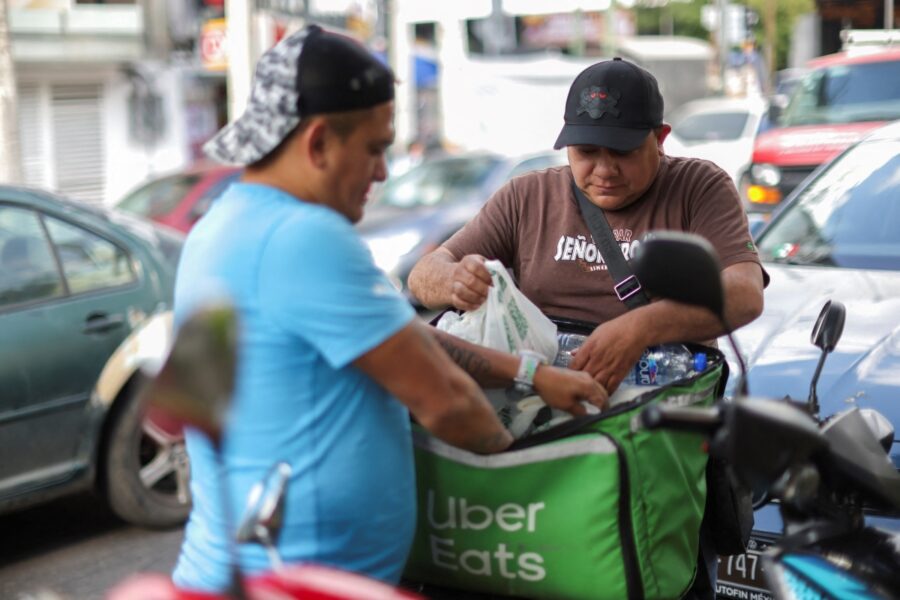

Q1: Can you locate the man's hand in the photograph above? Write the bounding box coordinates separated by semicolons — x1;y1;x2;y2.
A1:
567;261;765;393
356;321;513;455
533;365;608;416
449;254;493;312
569;316;648;394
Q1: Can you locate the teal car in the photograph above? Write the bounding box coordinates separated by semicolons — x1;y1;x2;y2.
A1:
0;185;186;528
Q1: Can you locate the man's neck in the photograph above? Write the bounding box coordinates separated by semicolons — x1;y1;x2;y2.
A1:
242;167;323;206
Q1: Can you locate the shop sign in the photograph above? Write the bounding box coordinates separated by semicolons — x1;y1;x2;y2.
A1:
256;0;307;18
200;18;228;72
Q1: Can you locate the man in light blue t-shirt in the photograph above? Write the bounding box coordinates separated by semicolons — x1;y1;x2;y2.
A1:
171;24;607;595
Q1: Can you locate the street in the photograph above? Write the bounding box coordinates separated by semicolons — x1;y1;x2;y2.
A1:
0;492;182;600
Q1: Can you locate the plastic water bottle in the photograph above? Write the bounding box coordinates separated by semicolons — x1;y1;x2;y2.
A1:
627;344;705;386
553;333;589;368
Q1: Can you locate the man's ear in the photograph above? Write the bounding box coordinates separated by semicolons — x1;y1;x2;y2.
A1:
656;124;672;156
656;124;672;147
306;120;330;169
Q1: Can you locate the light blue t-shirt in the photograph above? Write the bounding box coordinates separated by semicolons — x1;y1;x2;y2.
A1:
171;183;416;592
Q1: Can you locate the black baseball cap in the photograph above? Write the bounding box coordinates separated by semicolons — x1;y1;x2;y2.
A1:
205;24;395;165
554;57;664;152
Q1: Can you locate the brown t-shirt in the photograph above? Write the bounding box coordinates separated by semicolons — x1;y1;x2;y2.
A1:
443;155;764;324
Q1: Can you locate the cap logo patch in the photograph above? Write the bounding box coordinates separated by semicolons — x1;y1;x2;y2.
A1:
578;86;621;119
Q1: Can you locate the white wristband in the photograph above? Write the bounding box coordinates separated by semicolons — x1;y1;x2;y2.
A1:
514;350;545;394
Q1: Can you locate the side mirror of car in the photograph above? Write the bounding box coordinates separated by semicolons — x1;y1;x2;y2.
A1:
747;214;767;240
189;197;213;223
767;101;783;126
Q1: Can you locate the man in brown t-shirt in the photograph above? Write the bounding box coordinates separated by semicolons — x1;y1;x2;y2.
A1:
409;57;766;396
409;54;765;600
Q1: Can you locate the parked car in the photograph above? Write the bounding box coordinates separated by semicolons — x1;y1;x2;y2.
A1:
664;95;768;186
744;34;900;213
115;163;241;234
0;185;185;528
358;150;567;303
715;120;900;598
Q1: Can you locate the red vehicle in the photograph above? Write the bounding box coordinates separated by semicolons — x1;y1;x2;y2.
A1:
744;33;900;213
116;163;241;233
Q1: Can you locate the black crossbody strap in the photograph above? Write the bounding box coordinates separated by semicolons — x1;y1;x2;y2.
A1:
571;180;650;310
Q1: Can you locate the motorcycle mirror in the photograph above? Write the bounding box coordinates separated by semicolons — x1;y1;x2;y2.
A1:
811;300;845;353
140;303;238;447
236;462;292;570
632;232;725;322
807;300;845;417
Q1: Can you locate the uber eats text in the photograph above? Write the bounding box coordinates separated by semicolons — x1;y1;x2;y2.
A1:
426;490;547;581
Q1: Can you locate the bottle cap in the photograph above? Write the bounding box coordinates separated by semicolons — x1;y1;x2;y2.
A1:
693;352;708;373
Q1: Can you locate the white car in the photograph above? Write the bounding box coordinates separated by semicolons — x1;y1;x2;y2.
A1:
664;96;769;186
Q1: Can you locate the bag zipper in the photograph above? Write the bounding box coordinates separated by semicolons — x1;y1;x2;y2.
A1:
509;358;723;451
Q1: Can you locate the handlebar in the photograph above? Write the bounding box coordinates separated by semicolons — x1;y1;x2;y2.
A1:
640;404;722;435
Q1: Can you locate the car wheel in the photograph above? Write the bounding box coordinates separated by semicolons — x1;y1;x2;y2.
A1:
104;383;191;528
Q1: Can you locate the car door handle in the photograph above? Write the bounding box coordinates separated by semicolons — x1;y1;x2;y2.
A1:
83;312;125;334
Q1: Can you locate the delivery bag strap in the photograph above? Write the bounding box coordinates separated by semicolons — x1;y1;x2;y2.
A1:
573;179;752;555
571;179;650;310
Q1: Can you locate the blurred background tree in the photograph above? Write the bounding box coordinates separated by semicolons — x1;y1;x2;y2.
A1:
746;0;815;70
634;0;815;71
635;0;707;39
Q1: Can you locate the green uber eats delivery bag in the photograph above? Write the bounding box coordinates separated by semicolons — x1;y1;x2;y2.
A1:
403;341;728;600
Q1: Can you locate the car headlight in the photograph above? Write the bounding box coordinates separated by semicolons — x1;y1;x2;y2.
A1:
365;231;422;275
751;163;782;187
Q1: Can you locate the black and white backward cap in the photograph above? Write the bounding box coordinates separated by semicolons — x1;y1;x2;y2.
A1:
204;24;395;166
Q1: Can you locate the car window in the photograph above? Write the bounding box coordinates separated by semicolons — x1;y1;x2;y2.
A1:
374;157;502;208
190;171;240;220
0;206;65;306
781;60;900;126
117;173;204;218
671;111;750;142
757;138;900;270
45;217;136;294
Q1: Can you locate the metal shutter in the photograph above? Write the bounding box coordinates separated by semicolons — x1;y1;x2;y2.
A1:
17;83;49;189
51;84;105;205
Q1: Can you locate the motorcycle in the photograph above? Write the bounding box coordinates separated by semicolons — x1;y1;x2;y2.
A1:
107;304;422;600
631;232;900;599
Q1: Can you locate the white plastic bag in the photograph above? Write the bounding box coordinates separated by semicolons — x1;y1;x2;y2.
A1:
436;260;559;362
435;261;562;439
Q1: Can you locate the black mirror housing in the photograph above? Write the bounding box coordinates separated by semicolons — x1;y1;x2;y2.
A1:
632;231;726;323
811;300;846;353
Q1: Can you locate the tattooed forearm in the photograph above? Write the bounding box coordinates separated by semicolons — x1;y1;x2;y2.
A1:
436;336;494;382
472;430;514;455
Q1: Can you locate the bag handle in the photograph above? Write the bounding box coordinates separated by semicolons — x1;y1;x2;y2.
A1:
571;179;650;310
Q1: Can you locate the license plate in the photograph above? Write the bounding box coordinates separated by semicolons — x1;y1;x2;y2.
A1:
716;539;773;600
